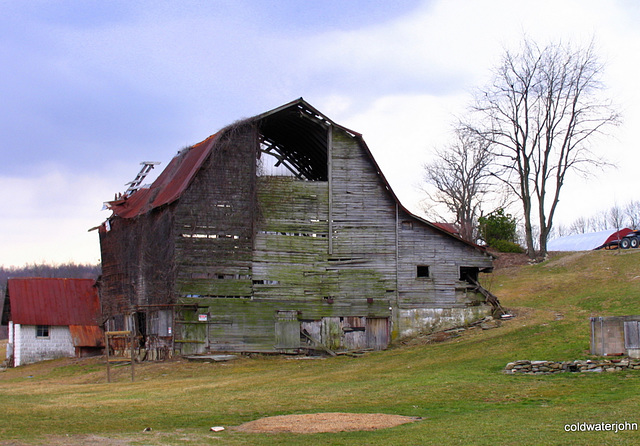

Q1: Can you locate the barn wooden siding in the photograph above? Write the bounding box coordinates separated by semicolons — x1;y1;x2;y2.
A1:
171;125;491;354
173;124;258;298
172;125;398;354
99;206;175;319
98;100;495;357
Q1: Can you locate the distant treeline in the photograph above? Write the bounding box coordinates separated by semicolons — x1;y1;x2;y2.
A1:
0;262;101;295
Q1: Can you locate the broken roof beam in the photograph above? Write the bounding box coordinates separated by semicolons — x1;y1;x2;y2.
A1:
260;137;320;180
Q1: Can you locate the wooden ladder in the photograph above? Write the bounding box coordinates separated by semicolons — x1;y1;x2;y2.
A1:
124;161;160;197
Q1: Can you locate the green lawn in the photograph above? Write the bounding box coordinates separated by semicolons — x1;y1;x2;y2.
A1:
1;249;640;445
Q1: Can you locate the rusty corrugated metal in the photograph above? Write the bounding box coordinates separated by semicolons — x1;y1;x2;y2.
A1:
69;325;104;347
7;278;101;326
106;133;219;219
431;222;460;236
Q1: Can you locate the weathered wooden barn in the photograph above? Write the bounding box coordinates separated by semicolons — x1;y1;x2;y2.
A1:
2;278;103;367
98;98;496;357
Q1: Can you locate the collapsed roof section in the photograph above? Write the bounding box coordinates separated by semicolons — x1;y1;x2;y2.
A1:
104;98;339;218
101;98;487;253
257;100;334;181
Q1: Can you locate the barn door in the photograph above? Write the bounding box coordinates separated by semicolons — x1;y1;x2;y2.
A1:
624;321;640;349
175;308;207;356
366;317;390;350
275;310;300;350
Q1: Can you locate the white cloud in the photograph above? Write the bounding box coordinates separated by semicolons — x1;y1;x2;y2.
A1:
0;167;119;266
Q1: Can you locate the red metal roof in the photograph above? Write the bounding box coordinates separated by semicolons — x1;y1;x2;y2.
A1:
7;278;101;326
106;133;219;219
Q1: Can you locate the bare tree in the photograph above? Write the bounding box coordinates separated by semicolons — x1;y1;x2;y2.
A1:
422;129;495;241
553;223;569;238
464;37;620;257
568;216;589;234
608;205;625;230
624;200;640;229
589;209;611;232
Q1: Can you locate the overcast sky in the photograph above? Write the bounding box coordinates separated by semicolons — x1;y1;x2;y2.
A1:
1;0;639;266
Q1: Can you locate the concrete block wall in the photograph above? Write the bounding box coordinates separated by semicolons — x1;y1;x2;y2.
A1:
11;324;75;367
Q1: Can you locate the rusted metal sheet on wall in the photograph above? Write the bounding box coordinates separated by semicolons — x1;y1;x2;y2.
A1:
69;325;104;347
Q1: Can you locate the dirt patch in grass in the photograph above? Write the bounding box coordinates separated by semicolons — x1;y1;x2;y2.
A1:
234;412;421;433
488;251;531;269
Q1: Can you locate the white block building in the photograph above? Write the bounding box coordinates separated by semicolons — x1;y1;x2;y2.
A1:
2;278;103;367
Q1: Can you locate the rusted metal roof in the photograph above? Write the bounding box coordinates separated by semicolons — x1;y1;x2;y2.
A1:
6;278;101;326
106;133;219;219
431;222;461;236
69;325;104;347
103;98;359;220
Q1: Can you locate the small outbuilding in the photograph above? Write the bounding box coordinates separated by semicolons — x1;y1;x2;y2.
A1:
591;316;640;358
2;278;104;367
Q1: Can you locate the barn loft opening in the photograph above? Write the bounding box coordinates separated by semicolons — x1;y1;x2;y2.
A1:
256;101;330;181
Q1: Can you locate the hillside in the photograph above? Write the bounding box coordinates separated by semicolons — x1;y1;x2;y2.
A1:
1;250;640;445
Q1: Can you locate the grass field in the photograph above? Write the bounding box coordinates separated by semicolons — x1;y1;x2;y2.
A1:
2;249;640;445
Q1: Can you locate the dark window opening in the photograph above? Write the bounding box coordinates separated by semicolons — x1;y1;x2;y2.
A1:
136;312;147;348
36;325;50;338
401;221;413;230
460;267;479;284
417;265;430;278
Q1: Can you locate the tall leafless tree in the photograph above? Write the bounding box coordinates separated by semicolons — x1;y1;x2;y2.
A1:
568;216;590;234
608;205;626;230
624;200;640;229
422;129;495;242
464;37;620;257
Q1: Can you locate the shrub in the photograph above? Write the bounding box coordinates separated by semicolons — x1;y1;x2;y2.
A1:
478;208;519;247
489;239;525;253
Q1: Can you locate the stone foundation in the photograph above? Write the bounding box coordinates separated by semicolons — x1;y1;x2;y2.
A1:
504;359;640;375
